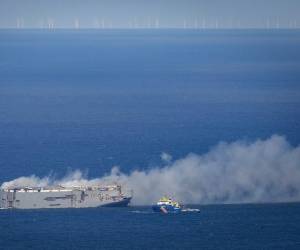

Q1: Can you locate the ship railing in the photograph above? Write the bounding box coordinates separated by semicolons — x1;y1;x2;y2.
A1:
1;184;123;193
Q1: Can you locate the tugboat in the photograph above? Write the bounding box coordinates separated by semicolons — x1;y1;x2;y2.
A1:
152;196;182;213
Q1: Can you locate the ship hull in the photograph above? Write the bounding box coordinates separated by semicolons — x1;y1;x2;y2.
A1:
101;197;132;207
152;204;181;213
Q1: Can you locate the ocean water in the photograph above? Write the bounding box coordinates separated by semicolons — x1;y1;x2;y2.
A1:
1;203;300;250
0;29;300;249
1;29;300;181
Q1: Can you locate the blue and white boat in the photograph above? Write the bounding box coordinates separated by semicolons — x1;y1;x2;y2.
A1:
152;196;182;213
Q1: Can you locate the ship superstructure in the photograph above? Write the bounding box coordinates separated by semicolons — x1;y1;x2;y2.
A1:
152;196;182;213
0;184;131;209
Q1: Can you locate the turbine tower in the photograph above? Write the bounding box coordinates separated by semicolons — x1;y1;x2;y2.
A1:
147;18;151;29
202;18;206;29
40;19;44;29
16;18;21;29
47;18;54;29
94;18;100;29
74;19;80;29
156;18;159;28
266;19;270;29
215;19;219;29
276;19;280;29
16;18;24;29
194;19;198;29
134;18;138;29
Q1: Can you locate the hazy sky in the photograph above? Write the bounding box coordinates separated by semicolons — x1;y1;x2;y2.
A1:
0;0;299;28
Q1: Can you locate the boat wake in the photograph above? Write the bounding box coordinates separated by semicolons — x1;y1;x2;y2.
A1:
181;208;200;213
129;210;154;214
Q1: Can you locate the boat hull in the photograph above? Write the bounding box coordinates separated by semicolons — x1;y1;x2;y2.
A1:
152;204;181;213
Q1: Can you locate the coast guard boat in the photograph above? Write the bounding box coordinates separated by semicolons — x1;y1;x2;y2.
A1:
152;196;182;213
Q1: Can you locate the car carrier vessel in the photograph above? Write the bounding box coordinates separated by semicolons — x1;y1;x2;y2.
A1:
0;184;131;209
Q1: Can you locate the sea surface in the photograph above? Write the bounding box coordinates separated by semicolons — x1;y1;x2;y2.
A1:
0;29;300;249
1;203;300;250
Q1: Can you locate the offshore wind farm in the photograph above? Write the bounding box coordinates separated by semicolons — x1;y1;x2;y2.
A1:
1;0;299;30
7;17;300;30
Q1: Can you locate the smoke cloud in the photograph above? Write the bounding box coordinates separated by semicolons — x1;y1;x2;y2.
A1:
2;135;300;205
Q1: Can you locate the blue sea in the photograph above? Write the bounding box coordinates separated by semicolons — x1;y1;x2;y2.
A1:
0;203;300;250
0;29;300;249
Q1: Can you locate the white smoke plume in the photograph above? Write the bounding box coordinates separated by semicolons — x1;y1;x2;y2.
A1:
1;135;300;205
160;152;172;163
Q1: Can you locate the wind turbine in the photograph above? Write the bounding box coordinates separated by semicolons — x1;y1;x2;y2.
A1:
94;18;100;29
276;19;280;29
228;19;233;29
74;19;79;29
183;19;187;29
17;18;25;29
202;18;206;29
147;18;151;29
215;19;219;29
16;18;21;29
237;20;241;29
47;18;54;29
156;18;160;28
134;18;138;29
194;19;198;29
266;19;270;29
38;19;45;29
